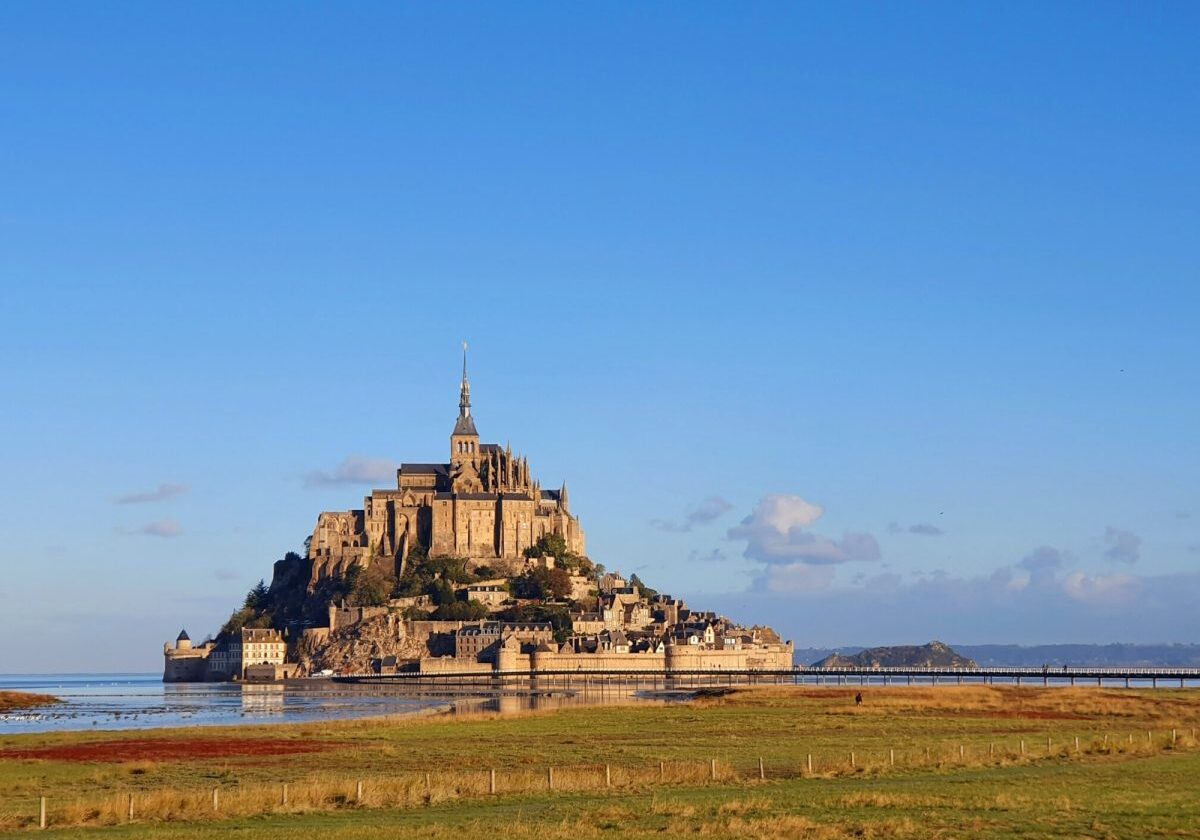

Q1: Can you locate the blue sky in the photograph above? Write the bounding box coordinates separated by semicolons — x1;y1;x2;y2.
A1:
2;3;1197;671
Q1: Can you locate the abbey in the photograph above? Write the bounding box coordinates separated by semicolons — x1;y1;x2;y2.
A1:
307;351;586;585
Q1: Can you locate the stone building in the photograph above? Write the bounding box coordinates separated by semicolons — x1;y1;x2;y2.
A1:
308;349;586;584
454;621;554;661
162;630;214;682
208;628;287;681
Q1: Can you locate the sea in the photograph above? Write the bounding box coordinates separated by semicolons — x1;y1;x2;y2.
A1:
0;673;664;735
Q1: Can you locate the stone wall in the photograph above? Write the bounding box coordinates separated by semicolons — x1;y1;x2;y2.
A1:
664;643;794;671
163;647;211;682
328;604;389;632
529;650;668;672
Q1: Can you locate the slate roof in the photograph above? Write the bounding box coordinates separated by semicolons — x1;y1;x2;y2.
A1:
401;463;448;475
453;415;478;436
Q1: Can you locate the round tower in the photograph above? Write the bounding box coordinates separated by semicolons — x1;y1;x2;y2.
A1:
175;629;192;651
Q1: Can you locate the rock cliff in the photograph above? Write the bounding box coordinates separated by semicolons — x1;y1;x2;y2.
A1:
295;615;427;675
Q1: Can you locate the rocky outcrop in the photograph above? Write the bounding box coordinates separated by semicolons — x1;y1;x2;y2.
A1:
295;614;426;675
812;640;976;669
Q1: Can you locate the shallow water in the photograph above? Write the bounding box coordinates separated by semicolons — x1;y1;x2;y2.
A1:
0;673;664;734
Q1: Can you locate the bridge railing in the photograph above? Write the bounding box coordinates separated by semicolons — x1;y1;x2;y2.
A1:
328;665;1200;680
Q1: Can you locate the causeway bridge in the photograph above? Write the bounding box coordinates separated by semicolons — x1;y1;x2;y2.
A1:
334;665;1200;689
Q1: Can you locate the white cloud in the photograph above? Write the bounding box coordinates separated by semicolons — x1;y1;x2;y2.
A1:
752;494;825;532
116;483;188;504
696;562;1200;647
304;455;397;487
1061;570;1139;605
728;494;879;566
652;495;734;532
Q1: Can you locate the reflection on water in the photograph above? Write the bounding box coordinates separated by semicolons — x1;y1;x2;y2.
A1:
0;674;670;735
240;684;285;715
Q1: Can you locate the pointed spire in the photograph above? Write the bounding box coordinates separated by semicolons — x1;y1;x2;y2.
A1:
452;342;478;438
459;341;471;418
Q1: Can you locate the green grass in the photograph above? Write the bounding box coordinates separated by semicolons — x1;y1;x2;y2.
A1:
3;685;1199;837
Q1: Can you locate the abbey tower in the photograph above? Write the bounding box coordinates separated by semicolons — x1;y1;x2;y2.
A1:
306;349;586;585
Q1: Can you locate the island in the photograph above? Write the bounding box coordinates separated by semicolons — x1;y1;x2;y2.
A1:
165;351;792;681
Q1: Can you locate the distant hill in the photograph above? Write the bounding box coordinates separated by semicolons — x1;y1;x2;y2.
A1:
795;643;1200;668
812;640;975;669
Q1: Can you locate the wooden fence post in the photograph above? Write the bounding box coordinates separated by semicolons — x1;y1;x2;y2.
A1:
807;754;813;774
39;797;46;830
659;761;665;781
925;746;930;763
849;751;855;769
127;792;134;822
710;758;717;781
889;748;895;767
356;780;363;804
989;742;994;757
605;764;611;787
1047;737;1052;753
1020;739;1026;756
1074;736;1080;752
489;769;496;794
282;783;288;806
212;787;219;812
1172;728;1177;745
758;757;765;780
959;744;965;760
547;767;554;790
425;772;431;793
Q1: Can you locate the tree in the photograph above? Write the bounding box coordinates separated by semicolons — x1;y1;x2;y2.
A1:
524;533;591;574
219;606;254;639
346;564;393;607
427;578;458;606
512;567;572;600
629;574;658;600
546;567;572;599
429;600;489;621
244;579;270;611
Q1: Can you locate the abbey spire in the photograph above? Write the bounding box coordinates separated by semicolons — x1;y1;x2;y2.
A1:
452;341;478;437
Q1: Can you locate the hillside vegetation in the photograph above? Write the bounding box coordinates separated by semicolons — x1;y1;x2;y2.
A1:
813;640;976;669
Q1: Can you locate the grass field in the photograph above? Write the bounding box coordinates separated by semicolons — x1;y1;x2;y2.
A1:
2;685;1199;837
